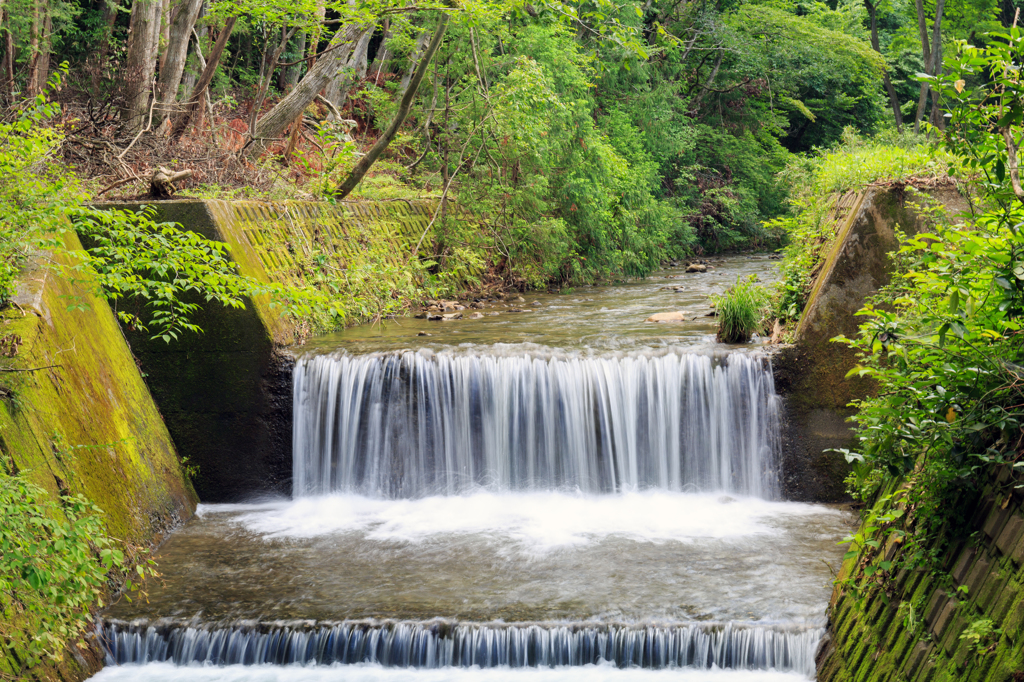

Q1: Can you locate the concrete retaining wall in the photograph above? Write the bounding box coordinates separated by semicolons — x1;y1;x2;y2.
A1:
773;184;972;502
0;233;197;679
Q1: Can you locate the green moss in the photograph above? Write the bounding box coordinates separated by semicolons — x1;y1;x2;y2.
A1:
0;235;197;679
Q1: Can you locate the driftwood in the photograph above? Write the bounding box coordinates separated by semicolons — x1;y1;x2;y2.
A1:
149;167;194;198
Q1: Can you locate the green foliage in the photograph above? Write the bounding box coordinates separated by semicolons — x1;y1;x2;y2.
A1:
71;207;257;343
0;69;78;306
0;470;151;676
766;130;948;324
828;33;1024;611
960;617;999;655
711;275;771;343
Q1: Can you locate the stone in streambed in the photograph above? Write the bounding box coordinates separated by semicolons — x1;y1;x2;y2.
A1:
646;311;694;323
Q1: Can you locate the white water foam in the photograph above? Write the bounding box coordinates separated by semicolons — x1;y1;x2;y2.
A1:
203;491;841;552
89;662;811;682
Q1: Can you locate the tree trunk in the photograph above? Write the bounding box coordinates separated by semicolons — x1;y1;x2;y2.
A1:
124;0;163;132
157;0;204;120
247;22;368;151
334;13;449;199
690;49;723;111
914;0;932;133
170;16;237;139
158;0;172;73
0;9;13;103
928;0;946;130
247;25;298;135
323;26;372;108
865;0;903;132
26;0;49;95
399;31;430;94
280;31;305;90
181;10;208;95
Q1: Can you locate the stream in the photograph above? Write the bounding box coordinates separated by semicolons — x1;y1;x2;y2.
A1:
91;255;854;681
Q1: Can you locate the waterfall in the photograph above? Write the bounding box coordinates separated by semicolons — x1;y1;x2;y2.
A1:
292;350;780;499
101;619;821;677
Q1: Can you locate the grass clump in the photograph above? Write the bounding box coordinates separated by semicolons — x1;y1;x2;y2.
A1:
712;275;771;343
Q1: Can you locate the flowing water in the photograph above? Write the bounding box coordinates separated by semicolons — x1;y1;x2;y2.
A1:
92;256;853;682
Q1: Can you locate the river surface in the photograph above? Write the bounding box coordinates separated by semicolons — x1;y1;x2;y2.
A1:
303;256;779;355
92;255;854;682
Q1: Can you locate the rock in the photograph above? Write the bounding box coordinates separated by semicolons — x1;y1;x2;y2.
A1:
516;296;526;303
507;308;527;313
685;263;707;273
427;305;441;312
427;313;444;321
645;311;693;323
454;304;467;311
488;312;500;316
442;312;463;321
468;312;484;319
414;312;427;319
417;331;432;336
532;301;542;307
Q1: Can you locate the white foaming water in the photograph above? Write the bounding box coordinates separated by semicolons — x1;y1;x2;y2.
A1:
88;662;810;682
207;491;837;551
292;351;780;499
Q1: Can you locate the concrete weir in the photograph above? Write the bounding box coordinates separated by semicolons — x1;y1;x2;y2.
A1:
98;199;454;501
771;183;973;502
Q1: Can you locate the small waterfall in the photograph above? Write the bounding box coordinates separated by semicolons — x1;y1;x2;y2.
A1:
101;619;821;676
293;351;780;499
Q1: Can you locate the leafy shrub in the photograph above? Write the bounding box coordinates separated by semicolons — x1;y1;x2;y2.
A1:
0;471;147;676
712;275;770;343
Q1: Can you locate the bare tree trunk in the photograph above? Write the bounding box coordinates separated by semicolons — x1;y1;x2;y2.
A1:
913;0;932;133
247;25;299;135
170;16;236;139
280;31;305;90
25;0;49;95
690;49;723;111
399;31;430;93
928;0;946;130
124;0;163;132
158;0;172;73
181;11;208;95
247;22;368;151
323;26;372;108
157;0;204;120
0;8;13;103
334;14;449;199
865;0;903;132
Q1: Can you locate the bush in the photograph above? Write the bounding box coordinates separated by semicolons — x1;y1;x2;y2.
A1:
712;275;770;343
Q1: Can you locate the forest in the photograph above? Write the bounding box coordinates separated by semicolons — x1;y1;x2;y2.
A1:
6;0;1024;677
0;0;1007;297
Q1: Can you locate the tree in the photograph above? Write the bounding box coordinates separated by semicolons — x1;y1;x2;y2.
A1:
124;0;163;132
333;12;449;198
865;0;904;132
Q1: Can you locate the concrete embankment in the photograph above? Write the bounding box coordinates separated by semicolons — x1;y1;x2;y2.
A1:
0;233;197;680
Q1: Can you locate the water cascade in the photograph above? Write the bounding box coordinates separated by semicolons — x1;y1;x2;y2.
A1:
102;619;822;676
95;281;846;682
292;351;780;499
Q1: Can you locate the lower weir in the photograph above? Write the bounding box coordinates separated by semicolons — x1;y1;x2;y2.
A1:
102;620;822;675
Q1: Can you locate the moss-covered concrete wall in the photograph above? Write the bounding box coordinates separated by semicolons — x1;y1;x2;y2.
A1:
818;471;1024;681
0;233;197;680
99;199;461;501
773;184;972;502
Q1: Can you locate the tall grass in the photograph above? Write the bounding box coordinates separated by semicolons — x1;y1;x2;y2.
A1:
713;276;771;343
